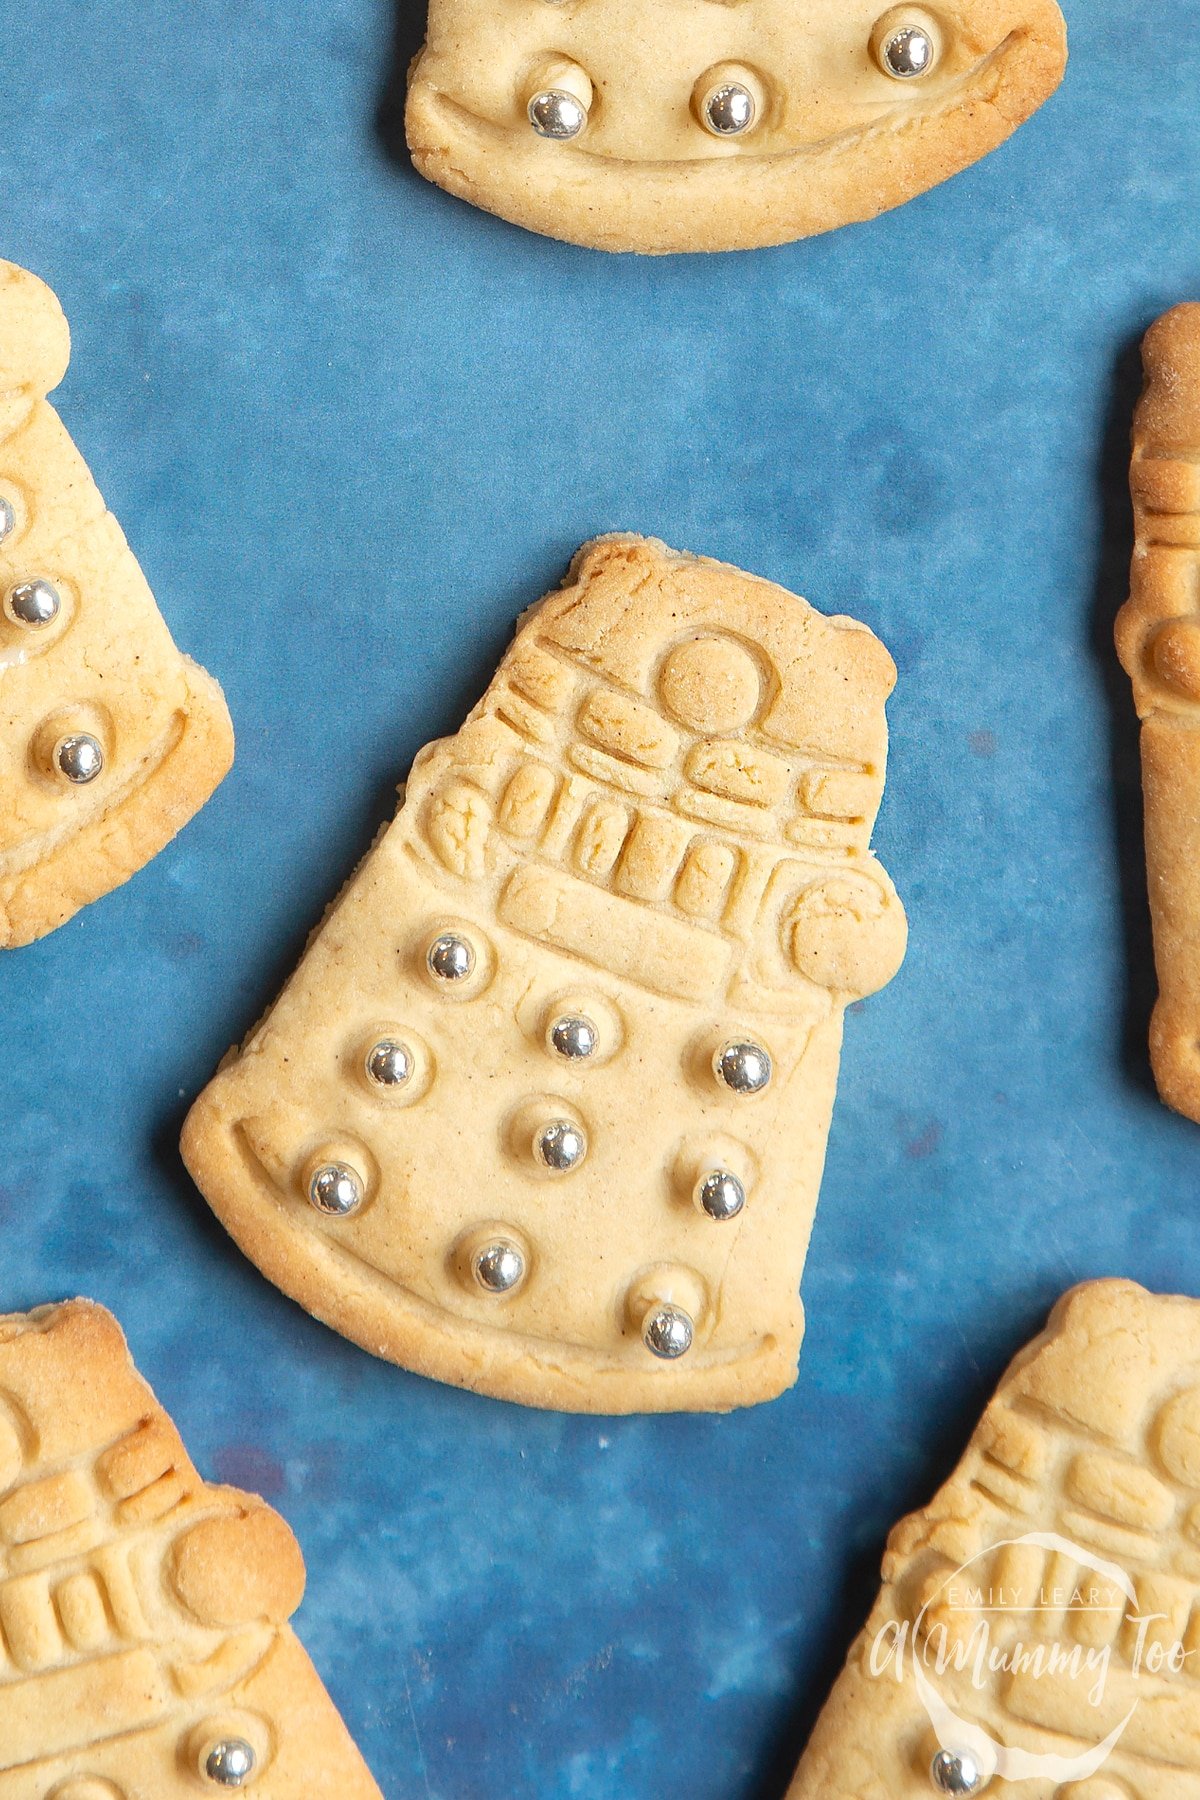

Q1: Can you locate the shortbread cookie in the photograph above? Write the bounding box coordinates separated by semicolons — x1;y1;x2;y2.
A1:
0;1299;380;1800
182;535;906;1413
0;261;233;947
788;1280;1200;1799
405;0;1068;254
1116;305;1200;1123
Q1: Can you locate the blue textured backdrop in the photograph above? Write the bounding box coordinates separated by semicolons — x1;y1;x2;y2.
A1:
0;2;1193;1794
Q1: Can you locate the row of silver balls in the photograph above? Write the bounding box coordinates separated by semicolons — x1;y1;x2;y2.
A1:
528;26;937;144
306;931;772;1361
2;537;105;784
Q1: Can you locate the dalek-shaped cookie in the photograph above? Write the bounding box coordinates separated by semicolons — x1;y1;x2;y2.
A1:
0;1301;380;1800
183;536;906;1413
0;260;233;947
790;1281;1200;1799
404;0;1067;253
1117;305;1200;1125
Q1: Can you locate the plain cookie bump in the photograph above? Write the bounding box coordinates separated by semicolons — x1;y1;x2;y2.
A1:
0;1300;381;1800
405;0;1068;254
0;260;234;948
182;535;907;1414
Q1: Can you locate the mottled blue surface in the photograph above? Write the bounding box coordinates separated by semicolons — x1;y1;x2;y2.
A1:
0;1;1196;1794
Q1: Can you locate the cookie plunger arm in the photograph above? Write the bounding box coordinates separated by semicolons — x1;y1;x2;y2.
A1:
1117;303;1200;1119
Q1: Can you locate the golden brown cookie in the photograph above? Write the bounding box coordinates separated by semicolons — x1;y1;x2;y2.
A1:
788;1280;1200;1798
0;261;233;947
1116;304;1200;1123
0;1299;380;1800
405;0;1068;254
182;535;906;1413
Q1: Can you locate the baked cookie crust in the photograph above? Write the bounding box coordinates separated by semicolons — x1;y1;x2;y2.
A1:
405;0;1067;253
789;1281;1200;1797
184;535;905;1413
0;1299;381;1800
0;261;233;947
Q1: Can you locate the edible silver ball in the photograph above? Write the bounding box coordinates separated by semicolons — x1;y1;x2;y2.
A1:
427;933;475;983
0;497;15;544
714;1041;772;1095
202;1740;257;1788
8;578;60;627
883;25;935;77
930;1750;985;1795
308;1161;364;1216
473;1240;526;1294
54;733;103;784
703;82;756;136
643;1304;694;1360
695;1169;746;1221
528;89;587;140
534;1119;587;1172
365;1038;413;1088
549;1014;598;1061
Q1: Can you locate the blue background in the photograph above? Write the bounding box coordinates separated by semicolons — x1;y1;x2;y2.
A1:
0;2;1192;1794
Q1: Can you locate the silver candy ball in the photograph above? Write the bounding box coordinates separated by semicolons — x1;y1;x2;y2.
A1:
549;1014;598;1061
714;1040;772;1096
534;1119;587;1172
473;1240;526;1294
695;1168;746;1222
0;497;16;544
643;1304;694;1360
54;733;103;784
8;578;60;627
703;82;756;136
365;1038;413;1088
930;1750;985;1795
883;25;935;78
427;932;476;983
202;1740;257;1788
528;89;588;140
308;1161;364;1216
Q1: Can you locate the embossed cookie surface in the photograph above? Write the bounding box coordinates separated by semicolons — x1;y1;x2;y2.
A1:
0;260;233;947
789;1280;1200;1799
1117;305;1200;1125
405;0;1067;253
0;1300;380;1800
183;535;905;1413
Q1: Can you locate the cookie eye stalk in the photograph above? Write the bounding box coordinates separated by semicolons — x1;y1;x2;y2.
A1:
871;9;942;80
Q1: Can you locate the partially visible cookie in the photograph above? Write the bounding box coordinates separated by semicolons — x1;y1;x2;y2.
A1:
0;1299;380;1800
183;535;906;1413
405;0;1067;254
1117;304;1200;1123
789;1280;1200;1798
0;260;233;947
